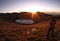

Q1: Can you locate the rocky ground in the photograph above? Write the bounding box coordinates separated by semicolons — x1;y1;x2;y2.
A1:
0;19;60;41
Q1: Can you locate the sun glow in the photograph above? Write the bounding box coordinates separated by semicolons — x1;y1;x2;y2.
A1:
31;12;38;19
21;4;45;12
31;12;37;14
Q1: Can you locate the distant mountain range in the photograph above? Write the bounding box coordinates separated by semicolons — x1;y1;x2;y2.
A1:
0;12;60;23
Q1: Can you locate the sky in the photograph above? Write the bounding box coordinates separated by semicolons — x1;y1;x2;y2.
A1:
0;0;60;13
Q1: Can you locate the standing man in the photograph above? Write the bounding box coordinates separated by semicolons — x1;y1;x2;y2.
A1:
47;16;57;40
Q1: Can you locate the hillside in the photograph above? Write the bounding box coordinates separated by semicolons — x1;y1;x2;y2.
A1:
0;12;60;41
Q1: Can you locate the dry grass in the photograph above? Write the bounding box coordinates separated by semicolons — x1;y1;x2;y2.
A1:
0;19;60;41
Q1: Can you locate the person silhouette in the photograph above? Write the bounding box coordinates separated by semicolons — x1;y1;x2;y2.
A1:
47;16;56;40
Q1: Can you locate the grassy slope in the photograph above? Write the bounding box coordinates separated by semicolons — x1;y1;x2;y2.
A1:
0;12;60;41
0;19;60;41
